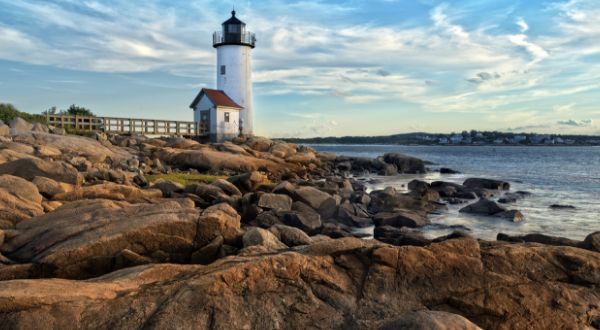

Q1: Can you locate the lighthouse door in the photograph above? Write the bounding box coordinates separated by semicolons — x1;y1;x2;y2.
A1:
200;110;210;134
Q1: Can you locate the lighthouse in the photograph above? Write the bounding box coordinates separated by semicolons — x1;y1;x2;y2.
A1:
190;11;255;142
213;10;256;136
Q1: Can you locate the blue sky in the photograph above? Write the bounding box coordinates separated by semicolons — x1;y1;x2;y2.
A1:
0;0;599;137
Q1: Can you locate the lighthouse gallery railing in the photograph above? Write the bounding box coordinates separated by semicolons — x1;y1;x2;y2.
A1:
213;32;256;47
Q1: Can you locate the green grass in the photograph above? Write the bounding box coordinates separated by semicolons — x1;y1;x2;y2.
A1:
145;173;227;186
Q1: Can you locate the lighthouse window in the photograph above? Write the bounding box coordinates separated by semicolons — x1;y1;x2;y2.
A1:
220;65;226;75
224;112;230;123
228;25;241;33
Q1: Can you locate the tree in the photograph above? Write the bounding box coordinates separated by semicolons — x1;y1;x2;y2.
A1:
42;106;58;115
66;104;95;117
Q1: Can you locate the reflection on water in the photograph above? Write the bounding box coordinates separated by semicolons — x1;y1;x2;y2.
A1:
311;144;600;240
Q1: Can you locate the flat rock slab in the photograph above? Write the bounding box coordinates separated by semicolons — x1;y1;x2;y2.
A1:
0;238;598;329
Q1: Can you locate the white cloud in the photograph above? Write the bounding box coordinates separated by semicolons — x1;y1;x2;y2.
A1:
516;17;529;32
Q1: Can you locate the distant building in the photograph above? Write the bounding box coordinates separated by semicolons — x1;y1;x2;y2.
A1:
450;135;463;143
439;137;449;144
493;138;505;144
513;135;527;143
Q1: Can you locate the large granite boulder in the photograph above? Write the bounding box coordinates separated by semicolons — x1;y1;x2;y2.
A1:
0;175;44;228
1;200;201;279
196;203;241;246
279;201;322;234
53;183;162;203
165;149;295;175
293;186;337;218
373;210;429;228
460;198;525;222
337;201;372;228
12;131;130;163
257;193;292;211
8;117;33;135
31;176;72;199
459;198;506;215
0;158;83;186
369;187;431;214
583;232;600;252
382;153;426;173
463;178;510;190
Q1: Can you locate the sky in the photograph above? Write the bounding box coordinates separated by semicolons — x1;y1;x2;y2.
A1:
0;0;599;138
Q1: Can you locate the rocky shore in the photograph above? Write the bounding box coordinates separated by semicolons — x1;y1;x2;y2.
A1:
0;118;598;329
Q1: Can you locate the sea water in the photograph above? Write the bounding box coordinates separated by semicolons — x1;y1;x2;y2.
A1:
310;145;600;240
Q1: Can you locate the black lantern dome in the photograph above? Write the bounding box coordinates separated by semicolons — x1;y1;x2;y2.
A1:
213;11;256;48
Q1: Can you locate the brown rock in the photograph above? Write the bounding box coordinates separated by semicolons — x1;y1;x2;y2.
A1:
269;224;312;247
293;186;330;209
583;232;600;252
374;225;431;246
212;178;242;197
190;235;224;265
1;200;200;279
459;198;506;215
0;158;83;186
463;178;510;190
53;183;162;203
272;180;296;196
382;153;426;173
150;179;185;197
196;203;241;246
32;176;72;198
0;175;44;228
242;227;287;250
0;237;599;328
257;193;293;211
379;310;482;330
373;210;429;228
228;171;268;193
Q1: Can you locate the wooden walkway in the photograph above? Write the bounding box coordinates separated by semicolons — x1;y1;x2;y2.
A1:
45;114;206;136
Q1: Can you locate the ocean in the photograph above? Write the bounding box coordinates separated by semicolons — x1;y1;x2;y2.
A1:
310;144;600;240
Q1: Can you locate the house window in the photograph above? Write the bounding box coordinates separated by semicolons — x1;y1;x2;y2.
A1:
224;112;230;123
220;65;226;75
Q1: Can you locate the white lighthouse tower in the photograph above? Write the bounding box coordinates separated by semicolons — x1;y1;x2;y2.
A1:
213;10;256;136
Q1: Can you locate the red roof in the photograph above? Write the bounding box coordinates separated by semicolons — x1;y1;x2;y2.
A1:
190;88;242;109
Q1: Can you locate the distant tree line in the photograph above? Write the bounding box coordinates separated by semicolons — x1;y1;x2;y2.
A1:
43;104;96;117
282;131;600;145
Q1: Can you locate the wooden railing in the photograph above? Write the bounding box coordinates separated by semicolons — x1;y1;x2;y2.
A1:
45;114;207;136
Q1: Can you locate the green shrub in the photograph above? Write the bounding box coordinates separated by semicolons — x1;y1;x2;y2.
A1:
0;103;47;124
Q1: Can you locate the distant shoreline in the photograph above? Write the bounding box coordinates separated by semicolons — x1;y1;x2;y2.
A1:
298;143;600;147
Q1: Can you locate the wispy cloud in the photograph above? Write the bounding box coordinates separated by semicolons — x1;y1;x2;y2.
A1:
0;0;599;136
557;119;593;127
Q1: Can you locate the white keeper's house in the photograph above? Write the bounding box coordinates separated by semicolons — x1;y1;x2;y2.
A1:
190;10;256;142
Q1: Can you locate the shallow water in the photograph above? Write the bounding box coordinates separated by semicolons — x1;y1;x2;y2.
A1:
310;144;600;240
